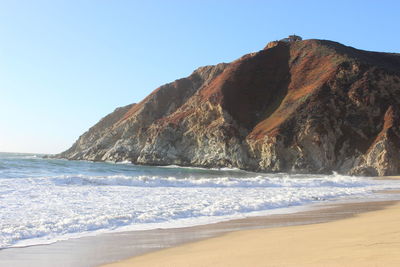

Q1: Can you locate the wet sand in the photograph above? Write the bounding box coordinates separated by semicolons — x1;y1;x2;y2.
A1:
1;197;398;267
103;199;400;267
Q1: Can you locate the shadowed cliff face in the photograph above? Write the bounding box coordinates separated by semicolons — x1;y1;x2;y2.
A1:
57;39;400;176
212;44;290;130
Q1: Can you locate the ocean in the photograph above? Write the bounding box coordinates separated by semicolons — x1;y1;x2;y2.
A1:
1;152;399;249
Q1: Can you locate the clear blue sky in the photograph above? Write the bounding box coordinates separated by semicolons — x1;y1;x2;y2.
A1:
1;0;399;154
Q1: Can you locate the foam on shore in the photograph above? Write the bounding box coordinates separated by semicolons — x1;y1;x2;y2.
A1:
1;153;400;249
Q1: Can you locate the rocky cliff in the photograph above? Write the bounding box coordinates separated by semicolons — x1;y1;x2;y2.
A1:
57;38;400;176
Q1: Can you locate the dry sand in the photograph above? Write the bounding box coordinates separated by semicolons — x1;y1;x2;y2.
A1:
2;200;395;267
103;200;400;267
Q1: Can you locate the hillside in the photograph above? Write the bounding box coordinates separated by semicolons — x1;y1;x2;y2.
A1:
56;37;400;176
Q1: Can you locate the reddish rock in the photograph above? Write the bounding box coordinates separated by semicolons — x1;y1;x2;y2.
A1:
56;38;400;176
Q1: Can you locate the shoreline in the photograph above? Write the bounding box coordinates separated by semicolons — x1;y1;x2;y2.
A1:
103;197;400;267
1;192;399;266
0;199;396;267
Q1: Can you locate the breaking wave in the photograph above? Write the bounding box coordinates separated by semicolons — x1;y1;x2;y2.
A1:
1;152;399;249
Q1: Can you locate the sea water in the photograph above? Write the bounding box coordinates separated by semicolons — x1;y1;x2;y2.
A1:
1;152;399;249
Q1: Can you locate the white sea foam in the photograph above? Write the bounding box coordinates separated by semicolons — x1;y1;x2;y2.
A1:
0;153;400;249
46;173;381;188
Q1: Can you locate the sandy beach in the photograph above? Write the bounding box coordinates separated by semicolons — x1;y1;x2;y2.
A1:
2;159;400;267
103;199;400;267
0;198;397;267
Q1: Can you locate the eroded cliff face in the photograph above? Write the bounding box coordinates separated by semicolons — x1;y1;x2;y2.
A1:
57;39;400;176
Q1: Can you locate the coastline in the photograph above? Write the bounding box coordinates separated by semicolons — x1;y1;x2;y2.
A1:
103;197;400;267
0;198;397;267
1;182;399;267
